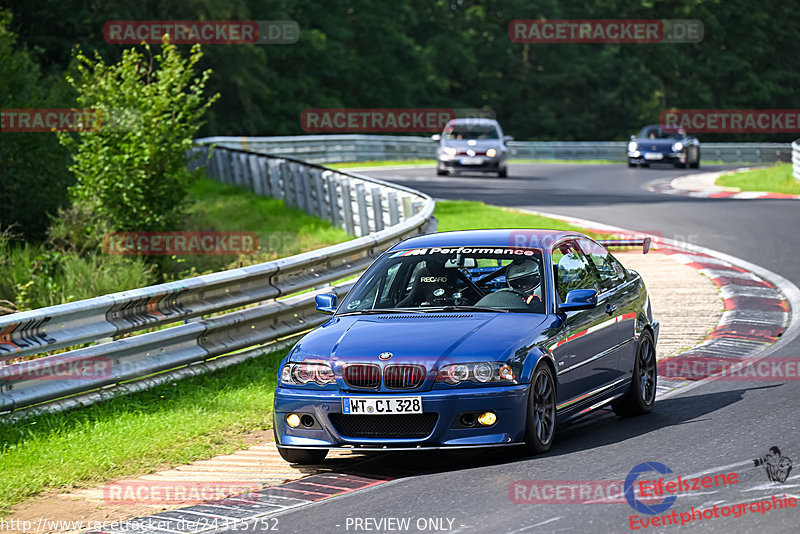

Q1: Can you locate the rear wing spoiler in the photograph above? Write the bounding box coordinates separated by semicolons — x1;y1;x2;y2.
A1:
598;237;651;254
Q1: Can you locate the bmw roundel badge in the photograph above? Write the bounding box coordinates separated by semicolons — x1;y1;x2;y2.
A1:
378;352;393;360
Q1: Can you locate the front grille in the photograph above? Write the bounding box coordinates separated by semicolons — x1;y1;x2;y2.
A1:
384;364;425;389
342;363;380;389
329;413;439;438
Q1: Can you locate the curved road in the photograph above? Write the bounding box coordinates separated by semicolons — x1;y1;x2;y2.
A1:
241;163;800;534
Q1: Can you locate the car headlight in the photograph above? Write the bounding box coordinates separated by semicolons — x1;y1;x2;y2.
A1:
486;148;497;158
281;362;336;386
672;141;683;152
442;147;457;157
436;362;517;385
627;141;637;152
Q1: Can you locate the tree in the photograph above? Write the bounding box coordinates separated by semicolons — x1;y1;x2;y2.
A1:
57;37;219;235
0;9;73;240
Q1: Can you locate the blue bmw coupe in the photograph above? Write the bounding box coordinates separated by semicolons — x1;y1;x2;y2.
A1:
273;229;659;464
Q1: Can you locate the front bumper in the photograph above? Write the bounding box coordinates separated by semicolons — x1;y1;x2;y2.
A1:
438;155;504;171
627;150;686;165
274;384;529;449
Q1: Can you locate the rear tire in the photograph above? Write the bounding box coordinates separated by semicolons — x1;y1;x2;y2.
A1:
277;446;328;465
524;362;557;454
612;330;656;417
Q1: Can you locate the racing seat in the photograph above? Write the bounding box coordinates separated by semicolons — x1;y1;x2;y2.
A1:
396;261;460;307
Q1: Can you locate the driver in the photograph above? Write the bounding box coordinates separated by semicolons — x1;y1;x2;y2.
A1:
506;259;541;305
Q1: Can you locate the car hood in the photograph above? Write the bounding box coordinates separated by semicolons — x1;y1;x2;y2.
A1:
290;313;549;366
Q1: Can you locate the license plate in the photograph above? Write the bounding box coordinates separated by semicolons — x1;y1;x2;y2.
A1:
342;397;422;415
644;152;663;160
460;157;483;165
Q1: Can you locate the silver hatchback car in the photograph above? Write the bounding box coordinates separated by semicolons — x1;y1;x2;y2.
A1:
433;118;513;177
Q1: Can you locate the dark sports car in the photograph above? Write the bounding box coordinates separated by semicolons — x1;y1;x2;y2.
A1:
273;230;659;464
628;124;700;168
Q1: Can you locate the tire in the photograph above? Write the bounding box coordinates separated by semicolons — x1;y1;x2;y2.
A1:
524;362;557;454
498;167;508;178
612;330;656;417
628;160;637;168
437;165;448;176
277;446;328;464
689;148;700;169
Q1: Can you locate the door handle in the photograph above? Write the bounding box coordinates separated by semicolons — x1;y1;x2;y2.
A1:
605;304;617;315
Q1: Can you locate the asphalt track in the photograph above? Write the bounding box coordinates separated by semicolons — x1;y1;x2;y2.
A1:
240;163;800;534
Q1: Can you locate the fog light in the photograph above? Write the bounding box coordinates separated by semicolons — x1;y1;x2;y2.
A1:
460;413;476;427
286;413;301;428
300;414;315;428
477;412;496;426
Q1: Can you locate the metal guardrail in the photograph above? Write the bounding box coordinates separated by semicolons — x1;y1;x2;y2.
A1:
199;135;794;164
793;140;800;181
0;146;435;416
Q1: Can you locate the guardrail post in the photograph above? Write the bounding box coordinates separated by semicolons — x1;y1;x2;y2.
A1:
326;173;341;229
312;169;326;219
277;160;289;203
269;159;281;198
371;188;384;232
300;168;314;215
387;191;400;225
355;183;370;236
340;178;355;235
250;154;265;195
402;196;413;219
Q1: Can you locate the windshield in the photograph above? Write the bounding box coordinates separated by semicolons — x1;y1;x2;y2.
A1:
339;247;546;314
638;125;683;140
444;124;500;140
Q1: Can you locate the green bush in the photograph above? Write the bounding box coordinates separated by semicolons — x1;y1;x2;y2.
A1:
57;38;219;237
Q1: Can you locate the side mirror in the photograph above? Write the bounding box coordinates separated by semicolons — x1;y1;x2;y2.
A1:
503;135;514;142
559;289;598;312
431;134;442;142
630;135;636;141
315;293;338;315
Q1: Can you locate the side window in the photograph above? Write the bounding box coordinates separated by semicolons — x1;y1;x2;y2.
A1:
577;238;626;290
551;240;600;302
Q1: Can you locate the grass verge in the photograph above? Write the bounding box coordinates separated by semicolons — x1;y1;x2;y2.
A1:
0;347;285;515
434;199;610;239
715;163;800;195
